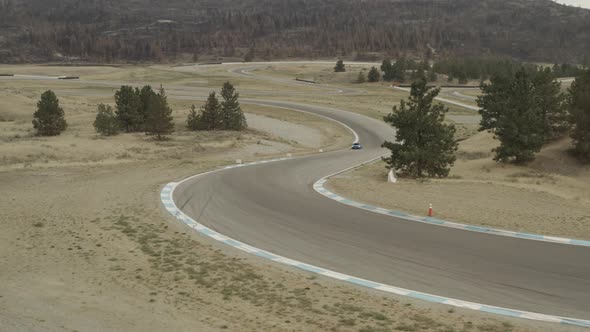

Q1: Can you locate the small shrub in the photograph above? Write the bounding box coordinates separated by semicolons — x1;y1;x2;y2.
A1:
359;311;388;321
339;318;356;326
507;171;552;180
356;71;366;83
395;323;418;331
116;152;131;159
334;59;346;72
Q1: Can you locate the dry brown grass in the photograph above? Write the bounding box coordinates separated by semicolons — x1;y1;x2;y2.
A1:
0;64;573;332
0;73;348;171
0;161;552;332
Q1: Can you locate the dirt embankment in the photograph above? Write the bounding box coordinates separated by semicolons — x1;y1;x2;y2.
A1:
327;132;590;240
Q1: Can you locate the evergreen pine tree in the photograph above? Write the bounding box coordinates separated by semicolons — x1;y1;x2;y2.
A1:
406;59;417;71
381;59;393;81
114;85;142;132
568;69;590;161
220;82;247;130
382;79;458;178
186;104;202;131
200;92;222;130
391;61;405;82
334;60;346;72
478;74;512;131
392;57;407;82
411;68;425;81
32;90;67;136
533;68;568;142
145;87;174;140
367;67;380;82
487;69;545;163
480;68;568;162
138;85;157;129
396;56;407;72
93;103;120;136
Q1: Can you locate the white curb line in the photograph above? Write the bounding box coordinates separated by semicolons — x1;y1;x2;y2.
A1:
313;160;590;247
161;158;590;328
160;101;589;327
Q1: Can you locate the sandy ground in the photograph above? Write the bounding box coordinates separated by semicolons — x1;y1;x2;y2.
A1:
327;132;590;240
0;64;584;332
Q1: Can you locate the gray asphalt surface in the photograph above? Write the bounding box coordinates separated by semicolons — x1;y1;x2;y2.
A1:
174;99;590;320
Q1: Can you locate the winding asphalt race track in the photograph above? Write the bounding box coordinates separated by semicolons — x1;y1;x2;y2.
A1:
2;64;588;324
172;99;590;322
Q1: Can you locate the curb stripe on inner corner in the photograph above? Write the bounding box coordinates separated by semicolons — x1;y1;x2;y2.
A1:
158;108;590;327
312;162;590;248
159;175;590;328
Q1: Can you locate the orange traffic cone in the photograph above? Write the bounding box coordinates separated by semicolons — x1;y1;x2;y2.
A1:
428;203;433;217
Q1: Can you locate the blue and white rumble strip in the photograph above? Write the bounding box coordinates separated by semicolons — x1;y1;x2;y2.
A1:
313;171;590;248
161;159;590;328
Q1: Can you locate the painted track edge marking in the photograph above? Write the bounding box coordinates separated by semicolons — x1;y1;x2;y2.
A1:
313;161;590;247
160;160;590;328
160;97;589;326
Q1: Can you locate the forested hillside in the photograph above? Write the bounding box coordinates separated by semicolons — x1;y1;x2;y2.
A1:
0;0;589;63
